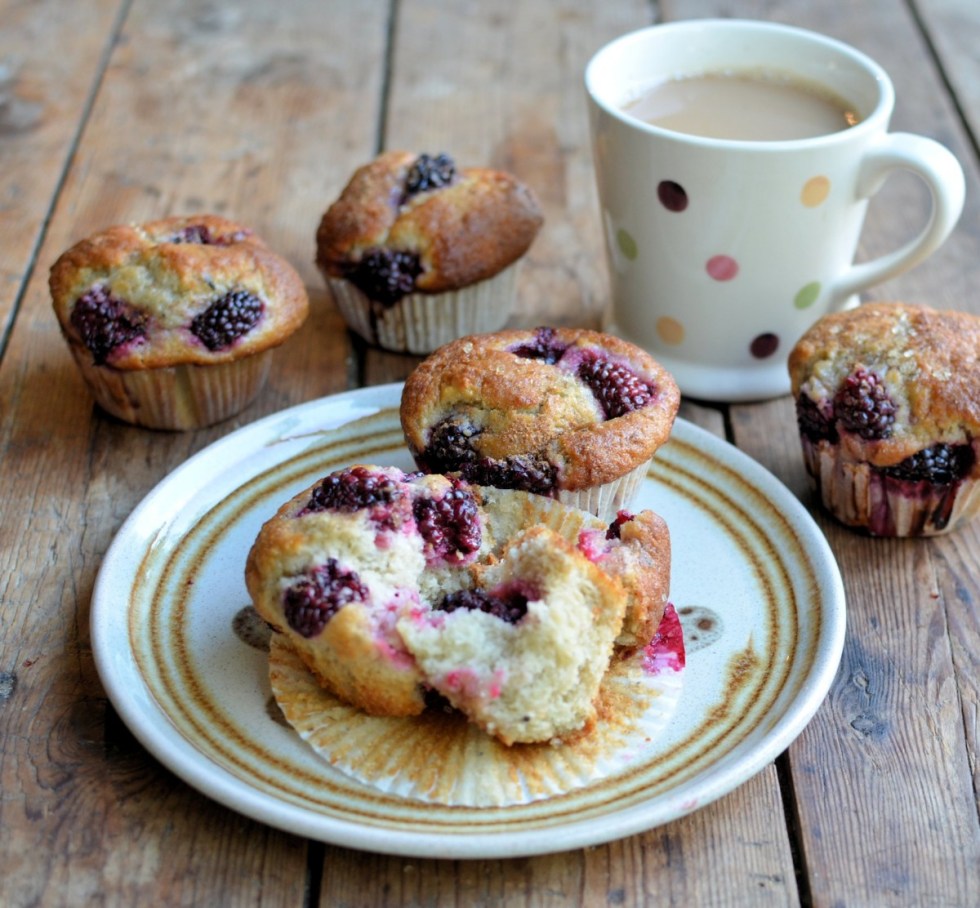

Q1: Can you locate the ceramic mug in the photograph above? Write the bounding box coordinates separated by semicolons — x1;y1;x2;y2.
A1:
585;19;965;401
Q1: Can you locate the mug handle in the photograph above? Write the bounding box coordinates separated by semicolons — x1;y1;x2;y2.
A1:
830;132;965;304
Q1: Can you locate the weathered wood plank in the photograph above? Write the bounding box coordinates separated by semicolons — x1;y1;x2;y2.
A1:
4;0;976;904
932;523;980;801
663;0;980;903
354;2;800;905
319;768;797;907
917;0;980;147
737;417;980;899
0;0;122;347
0;1;387;905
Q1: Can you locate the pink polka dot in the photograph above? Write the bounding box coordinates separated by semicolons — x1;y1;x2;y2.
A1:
706;255;738;281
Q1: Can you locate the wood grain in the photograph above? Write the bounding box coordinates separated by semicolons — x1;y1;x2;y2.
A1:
0;0;122;344
0;0;385;904
317;769;797;907
917;0;980;147
1;0;978;905
355;1;800;904
668;1;980;904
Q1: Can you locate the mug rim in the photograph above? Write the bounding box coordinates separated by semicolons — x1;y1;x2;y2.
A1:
584;18;895;151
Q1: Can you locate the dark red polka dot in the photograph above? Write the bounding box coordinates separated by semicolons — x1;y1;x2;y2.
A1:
657;181;688;212
750;333;779;359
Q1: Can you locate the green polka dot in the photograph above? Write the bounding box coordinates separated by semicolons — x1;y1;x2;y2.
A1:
794;281;821;310
616;228;638;261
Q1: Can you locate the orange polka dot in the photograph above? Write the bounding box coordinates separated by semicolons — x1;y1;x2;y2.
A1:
657;316;684;346
801;176;830;207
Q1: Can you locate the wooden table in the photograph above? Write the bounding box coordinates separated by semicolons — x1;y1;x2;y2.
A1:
2;1;978;905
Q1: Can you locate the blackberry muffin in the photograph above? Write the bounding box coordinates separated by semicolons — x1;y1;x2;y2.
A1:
400;326;681;522
50;214;308;430
315;150;542;353
244;464;672;740
788;301;980;536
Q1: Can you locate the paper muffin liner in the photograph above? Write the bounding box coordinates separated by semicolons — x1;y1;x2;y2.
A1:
476;484;612;547
558;459;652;524
325;263;519;354
802;437;980;536
269;628;684;807
68;341;272;430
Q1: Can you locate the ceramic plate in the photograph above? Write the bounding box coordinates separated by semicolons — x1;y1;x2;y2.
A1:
91;383;845;859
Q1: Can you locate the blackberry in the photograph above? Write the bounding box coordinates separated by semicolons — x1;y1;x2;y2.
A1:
461;453;557;496
796;393;838;443
508;327;569;364
190;289;263;350
834;368;896;440
303;467;403;514
405;153;456;195
420;419;482;473
883;443;974;484
435;586;530;624
347;248;421;306
606;510;634;540
70;285;147;365
577;353;654;419
283;559;368;638
171;224;214;244
423;687;454;712
413;485;482;560
169;224;250;245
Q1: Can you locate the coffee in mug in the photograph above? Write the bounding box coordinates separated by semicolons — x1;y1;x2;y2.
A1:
623;71;860;141
585;20;965;401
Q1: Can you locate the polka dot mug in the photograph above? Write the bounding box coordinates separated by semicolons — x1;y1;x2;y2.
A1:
585;19;965;401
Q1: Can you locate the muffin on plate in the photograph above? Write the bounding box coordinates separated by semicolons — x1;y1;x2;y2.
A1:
50;214;308;430
314;150;542;353
788;301;980;536
400;326;680;522
244;464;672;739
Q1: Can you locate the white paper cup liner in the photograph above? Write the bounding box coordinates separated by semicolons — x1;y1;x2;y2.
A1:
325;264;519;354
269;632;684;807
69;341;272;430
558;459;652;523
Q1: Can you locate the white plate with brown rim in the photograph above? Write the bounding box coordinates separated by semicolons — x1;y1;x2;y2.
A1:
90;383;845;859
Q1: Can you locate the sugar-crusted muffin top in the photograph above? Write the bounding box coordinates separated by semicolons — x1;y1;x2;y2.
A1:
314;151;543;299
788;302;980;469
400;327;681;492
50;214;309;370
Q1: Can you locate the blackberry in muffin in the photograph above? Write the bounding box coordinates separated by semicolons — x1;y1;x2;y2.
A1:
50;214;308;430
788;301;980;536
315;150;542;353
